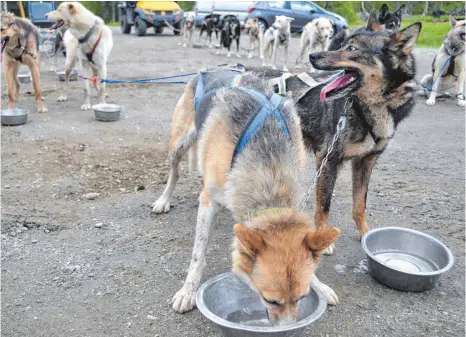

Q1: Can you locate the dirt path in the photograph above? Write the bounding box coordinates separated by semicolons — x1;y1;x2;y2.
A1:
2;27;464;337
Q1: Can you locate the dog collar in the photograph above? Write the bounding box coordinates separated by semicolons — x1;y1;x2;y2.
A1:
78;20;99;44
240;208;293;223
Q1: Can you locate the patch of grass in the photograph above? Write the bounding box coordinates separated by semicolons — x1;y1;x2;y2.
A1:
108;22;119;27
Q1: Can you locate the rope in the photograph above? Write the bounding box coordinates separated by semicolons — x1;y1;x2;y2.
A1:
78;71;197;85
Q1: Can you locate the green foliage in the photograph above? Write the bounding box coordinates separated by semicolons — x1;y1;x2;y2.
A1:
315;1;359;24
177;1;194;12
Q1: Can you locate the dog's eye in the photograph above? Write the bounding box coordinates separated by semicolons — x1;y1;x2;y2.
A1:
347;45;358;52
263;298;284;306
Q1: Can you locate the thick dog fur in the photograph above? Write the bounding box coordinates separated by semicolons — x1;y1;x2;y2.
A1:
422;16;465;107
244;18;264;59
329;4;404;51
168;75;340;322
216;16;241;58
199;14;221;48
45;1;113;110
296;18;334;70
179;11;195;48
262;16;294;71
1;12;48;113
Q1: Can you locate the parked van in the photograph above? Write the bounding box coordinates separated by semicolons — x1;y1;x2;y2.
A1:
193;1;254;26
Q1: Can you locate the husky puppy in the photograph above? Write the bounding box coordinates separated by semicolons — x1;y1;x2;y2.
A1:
422;16;465;107
262;16;294;71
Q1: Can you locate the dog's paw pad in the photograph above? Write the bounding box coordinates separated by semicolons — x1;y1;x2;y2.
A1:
322;243;335;256
152;197;171;213
319;282;339;305
81;104;92;111
172;286;197;313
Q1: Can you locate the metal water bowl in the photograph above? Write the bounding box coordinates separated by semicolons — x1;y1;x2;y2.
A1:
92;103;122;122
18;72;31;84
1;109;28;126
196;273;327;337
362;227;454;292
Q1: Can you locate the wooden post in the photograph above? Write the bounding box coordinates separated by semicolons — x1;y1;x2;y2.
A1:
18;0;25;18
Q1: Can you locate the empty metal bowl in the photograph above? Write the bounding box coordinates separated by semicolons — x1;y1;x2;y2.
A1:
92;103;122;122
18;72;31;84
362;227;454;292
1;109;28;126
57;70;78;82
196;273;327;337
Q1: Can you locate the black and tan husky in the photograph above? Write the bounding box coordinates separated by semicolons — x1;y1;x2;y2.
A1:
153;23;422;256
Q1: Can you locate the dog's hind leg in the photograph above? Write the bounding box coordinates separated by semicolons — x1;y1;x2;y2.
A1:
152;90;197;213
235;38;241;58
283;43;289;72
456;65;466;107
352;154;378;238
172;190;219;313
80;60;93;110
188;143;198;175
96;62;107;104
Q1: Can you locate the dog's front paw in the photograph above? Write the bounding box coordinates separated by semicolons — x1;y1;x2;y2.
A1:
57;95;67;102
322;243;335;256
227;53;232;58
81;103;92;110
183;43;187;48
282;65;289;72
426;98;436;105
457;99;466;107
152;196;171;213
248;54;253;59
172;285;197;313
37;106;48;113
272;65;277;70
318;282;339;305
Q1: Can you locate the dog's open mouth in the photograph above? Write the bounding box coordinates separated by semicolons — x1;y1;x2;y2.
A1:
461;33;465;41
50;20;65;30
320;70;361;103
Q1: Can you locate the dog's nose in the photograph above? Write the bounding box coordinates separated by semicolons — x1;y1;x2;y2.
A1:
45;13;48;18
309;52;322;62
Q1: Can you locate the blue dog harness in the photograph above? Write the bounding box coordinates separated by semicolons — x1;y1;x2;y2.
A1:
194;69;244;112
232;89;290;165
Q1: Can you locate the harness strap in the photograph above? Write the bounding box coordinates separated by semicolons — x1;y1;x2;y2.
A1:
441;55;457;78
232;90;289;164
86;28;103;64
78;21;98;44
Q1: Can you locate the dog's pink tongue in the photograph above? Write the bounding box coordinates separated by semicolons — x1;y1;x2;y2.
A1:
320;73;355;103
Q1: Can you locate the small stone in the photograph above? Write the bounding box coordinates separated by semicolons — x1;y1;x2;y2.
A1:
62;266;76;274
84;192;100;200
33;317;38;320
5;185;10;189
376;315;381;319
146;314;157;320
127;321;132;327
31;239;38;244
135;185;145;191
96;291;103;296
442;311;448;315
120;188;127;192
94;223;103;228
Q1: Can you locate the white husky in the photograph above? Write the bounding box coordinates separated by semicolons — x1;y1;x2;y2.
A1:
296;18;333;71
262;16;294;71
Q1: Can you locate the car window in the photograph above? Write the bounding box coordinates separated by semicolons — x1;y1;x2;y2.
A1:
268;1;287;9
290;1;316;12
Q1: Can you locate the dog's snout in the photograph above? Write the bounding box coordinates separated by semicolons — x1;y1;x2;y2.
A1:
309;52;322;62
45;13;49;18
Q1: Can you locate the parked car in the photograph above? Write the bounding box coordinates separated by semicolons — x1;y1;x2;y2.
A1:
193;1;254;27
247;1;348;34
118;1;184;36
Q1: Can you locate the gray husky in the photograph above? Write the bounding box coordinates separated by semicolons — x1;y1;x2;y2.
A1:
421;16;465;107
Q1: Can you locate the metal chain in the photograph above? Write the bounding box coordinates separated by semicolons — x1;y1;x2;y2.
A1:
300;96;353;211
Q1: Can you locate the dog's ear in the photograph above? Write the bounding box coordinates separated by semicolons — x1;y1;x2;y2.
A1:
286;16;294;22
449;16;457;29
305;227;340;257
379;3;389;20
395;4;405;18
390;22;422;56
67;3;77;15
234;224;264;257
366;9;381;31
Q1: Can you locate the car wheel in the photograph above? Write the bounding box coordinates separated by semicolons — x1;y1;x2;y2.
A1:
135;16;147;36
120;15;132;34
258;19;268;32
155;26;164;34
173;21;181;36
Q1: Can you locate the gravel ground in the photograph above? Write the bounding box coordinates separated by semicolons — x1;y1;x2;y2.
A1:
1;27;465;337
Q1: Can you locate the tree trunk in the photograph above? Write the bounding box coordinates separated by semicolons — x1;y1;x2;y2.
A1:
423;0;429;16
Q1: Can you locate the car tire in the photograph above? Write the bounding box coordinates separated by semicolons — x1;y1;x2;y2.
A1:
120;15;132;34
155;26;164;34
135;16;147;36
258;19;268;32
173;22;181;36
